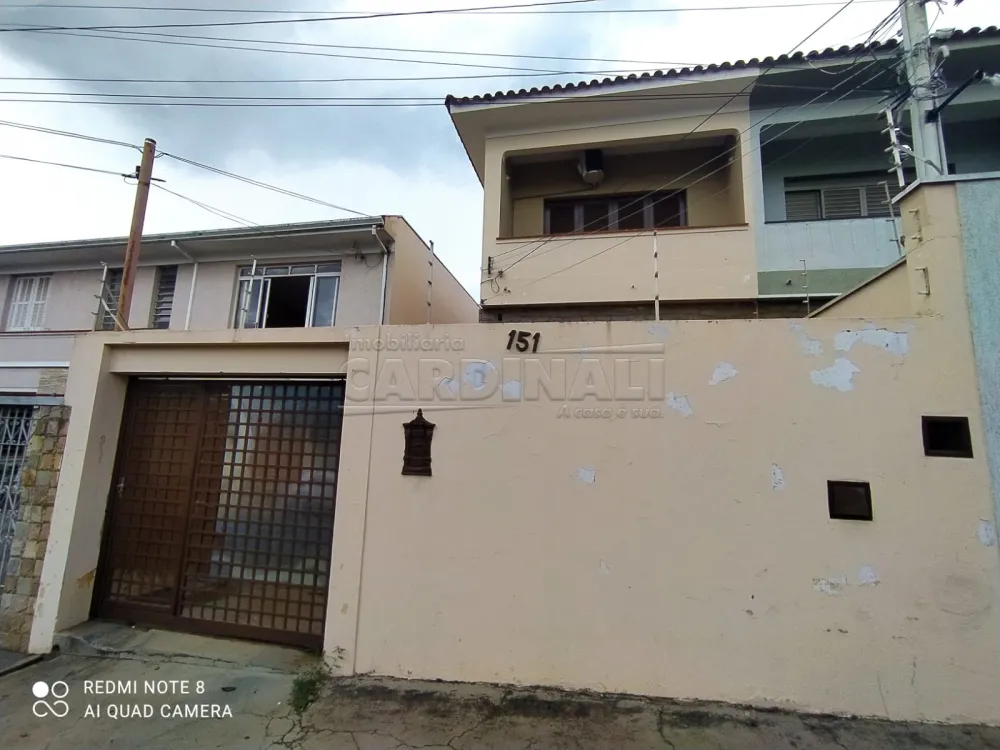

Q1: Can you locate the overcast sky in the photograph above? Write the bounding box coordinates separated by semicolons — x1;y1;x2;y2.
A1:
0;0;993;298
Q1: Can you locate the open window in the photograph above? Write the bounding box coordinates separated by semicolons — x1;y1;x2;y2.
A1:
234;262;341;329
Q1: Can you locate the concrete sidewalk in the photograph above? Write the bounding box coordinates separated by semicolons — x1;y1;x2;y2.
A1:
1;627;998;749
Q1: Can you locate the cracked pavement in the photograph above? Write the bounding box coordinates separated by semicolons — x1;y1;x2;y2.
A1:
2;648;1000;749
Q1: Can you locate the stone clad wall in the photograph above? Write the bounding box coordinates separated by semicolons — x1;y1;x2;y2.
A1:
0;405;71;652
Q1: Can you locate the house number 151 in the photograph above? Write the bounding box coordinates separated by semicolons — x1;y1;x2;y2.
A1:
506;330;540;353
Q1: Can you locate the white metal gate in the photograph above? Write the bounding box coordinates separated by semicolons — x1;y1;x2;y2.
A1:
0;406;35;593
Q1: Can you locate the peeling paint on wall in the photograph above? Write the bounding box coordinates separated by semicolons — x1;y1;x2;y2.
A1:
463;361;496;391
440;377;459;396
834;327;910;357
978;520;997;547
501;379;522;400
790;324;823;356
859;565;880;586
574;468;596;485
666;392;693;418
813;576;847;596
647;324;670;339
599;560;611;575
810;358;860;392
771;464;785;491
709;362;738;386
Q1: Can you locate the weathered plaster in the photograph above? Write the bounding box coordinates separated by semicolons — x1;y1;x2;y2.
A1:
666;392;693;418
709;362;738;386
771;464;786;491
810;358;860;392
834;327;909;357
789;324;823;357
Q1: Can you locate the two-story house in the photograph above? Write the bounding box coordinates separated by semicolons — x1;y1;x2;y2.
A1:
448;26;1000;322
0;214;476;602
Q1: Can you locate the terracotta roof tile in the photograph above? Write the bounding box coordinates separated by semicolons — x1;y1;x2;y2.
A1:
445;26;999;106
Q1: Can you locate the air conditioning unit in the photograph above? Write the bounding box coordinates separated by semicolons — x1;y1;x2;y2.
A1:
578;149;604;186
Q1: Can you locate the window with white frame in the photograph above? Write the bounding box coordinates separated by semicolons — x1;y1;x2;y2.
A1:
7;275;50;331
234;262;341;329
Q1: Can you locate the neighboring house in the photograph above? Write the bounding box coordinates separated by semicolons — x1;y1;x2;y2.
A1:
0;215;478;395
0;214;476;616
447;26;1000;321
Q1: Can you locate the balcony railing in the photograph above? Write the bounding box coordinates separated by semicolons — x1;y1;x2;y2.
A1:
485;224;755;306
761;217;901;272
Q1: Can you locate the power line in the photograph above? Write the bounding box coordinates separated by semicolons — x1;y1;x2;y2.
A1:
0;118;139;149
0;0;602;32
0;152;131;177
0;89;896;105
487;59;901;293
490;9;902;266
152;183;257;228
157;152;371;217
0;1;898;14
18;23;901;77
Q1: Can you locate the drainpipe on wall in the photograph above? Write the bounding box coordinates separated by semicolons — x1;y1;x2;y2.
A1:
372;226;391;325
170;240;197;331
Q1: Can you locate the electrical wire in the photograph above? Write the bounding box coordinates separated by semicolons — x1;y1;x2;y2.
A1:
0;151;131;177
484;60;902;296
487;1;906;269
493;0;866;270
152;183;258;228
0;1;898;15
0;118;139;149
0;0;604;32
156;152;371;218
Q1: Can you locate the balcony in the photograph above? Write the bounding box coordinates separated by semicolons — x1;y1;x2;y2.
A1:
484;135;756;307
760;218;901;296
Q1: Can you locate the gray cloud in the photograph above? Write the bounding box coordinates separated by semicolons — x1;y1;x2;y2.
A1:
0;2;606;177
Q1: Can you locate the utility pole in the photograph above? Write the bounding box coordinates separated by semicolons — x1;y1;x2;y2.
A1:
901;0;947;180
117;137;156;330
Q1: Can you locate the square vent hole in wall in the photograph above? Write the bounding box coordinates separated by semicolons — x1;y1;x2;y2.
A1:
922;416;973;458
828;481;873;521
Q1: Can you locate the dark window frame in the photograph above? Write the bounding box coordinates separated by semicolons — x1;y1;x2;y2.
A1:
827;480;873;521
922;416;974;459
542;191;688;235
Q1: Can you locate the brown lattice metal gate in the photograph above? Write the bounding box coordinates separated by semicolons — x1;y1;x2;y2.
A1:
94;378;344;649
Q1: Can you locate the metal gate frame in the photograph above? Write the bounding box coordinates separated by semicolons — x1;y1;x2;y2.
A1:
94;377;345;649
0;405;36;594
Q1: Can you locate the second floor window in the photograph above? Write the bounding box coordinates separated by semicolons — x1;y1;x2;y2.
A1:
783;175;907;222
234;262;341;329
151;265;178;329
543;191;687;235
97;268;124;331
7;275;50;331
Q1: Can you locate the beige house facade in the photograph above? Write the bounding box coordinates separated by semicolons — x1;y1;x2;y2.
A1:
0;215;477;652
5;176;1000;724
448;27;1000;321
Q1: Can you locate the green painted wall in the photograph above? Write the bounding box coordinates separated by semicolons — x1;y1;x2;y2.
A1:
757;267;881;297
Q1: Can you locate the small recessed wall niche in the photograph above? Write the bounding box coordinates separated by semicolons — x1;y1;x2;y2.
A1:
922;416;974;459
828;480;873;521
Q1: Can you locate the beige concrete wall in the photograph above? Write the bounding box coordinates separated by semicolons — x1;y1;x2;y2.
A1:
328;312;999;724
385;216;478;325
481;110;757;306
814;262;913;319
508;146;741;238
29;182;1000;724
